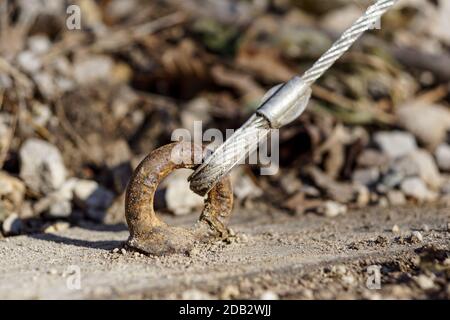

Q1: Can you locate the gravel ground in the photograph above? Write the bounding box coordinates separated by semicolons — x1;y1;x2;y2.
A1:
0;205;449;300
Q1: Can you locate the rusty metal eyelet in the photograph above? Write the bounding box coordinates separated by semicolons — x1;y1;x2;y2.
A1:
125;142;233;256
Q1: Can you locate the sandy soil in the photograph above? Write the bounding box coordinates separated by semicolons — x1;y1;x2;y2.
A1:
0;205;449;299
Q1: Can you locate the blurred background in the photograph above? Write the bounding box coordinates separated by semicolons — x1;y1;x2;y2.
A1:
0;0;450;237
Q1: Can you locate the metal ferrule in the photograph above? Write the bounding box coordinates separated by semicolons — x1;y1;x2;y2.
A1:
256;76;311;129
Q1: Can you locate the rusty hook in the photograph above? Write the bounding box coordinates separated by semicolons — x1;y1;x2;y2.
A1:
125;142;233;256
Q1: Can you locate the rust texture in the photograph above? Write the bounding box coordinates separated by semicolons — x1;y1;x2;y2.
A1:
125;142;233;255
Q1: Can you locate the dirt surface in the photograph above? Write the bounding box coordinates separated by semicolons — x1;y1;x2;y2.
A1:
0;205;449;300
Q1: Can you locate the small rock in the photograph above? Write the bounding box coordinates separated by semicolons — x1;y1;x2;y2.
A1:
387;190;407;206
341;274;356;286
112;248;119;253
19;138;67;194
352;168;380;186
2;213;22;236
74;55;113;85
435;144;450;172
397;102;450;149
377;197;389;208
0;171;25;212
357;149;389;168
120;248;126;255
401;177;436;202
318;201;347;218
260;291;279;300
279;171;303;195
47;200;72;218
374;131;417;159
43;222;70;233
406;150;442;190
392;224;400;234
232;169;263;200
28;35;51;54
410;231;423;243
355;185;370;207
220;285;240;299
162;169;204;215
34;178;78;218
16;51;42;73
73;179;114;221
320;5;362;34
415;274;434;290
422;224;430;232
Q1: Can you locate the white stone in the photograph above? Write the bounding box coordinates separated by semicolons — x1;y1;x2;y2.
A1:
407;150;442;189
374;131;417;159
19;138;67;194
387;190;407;206
435;144;450;171
163;169;204;216
319;201;347;218
415;274;434;290
0;171;25;210
74;55;113;85
410;231;423;242
73;179;114;221
260;291;279;300
401;177;436;202
28;35;51;54
2;213;22;236
16;51;42;74
397;103;450;149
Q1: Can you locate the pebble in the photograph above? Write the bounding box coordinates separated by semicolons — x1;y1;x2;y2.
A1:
16;51;42;73
112;248;119;253
73;179;114;221
374;131;417;159
357;149;389;168
73;55;113;85
162;169;204;215
0;171;26;211
260;291;279;300
392;224;400;234
19;138;67;194
435;144;450;172
421;224;430;232
120;248;126;255
48;199;72;218
318;201;347;217
352;168;380;186
28;35;51;54
406;150;442;190
410;231;423;243
232;170;263;199
355;185;370;207
220;285;240;300
397;102;450;149
43;222;70;233
2;213;22;236
415;274;434;290
387;190;407;206
401;177;436;202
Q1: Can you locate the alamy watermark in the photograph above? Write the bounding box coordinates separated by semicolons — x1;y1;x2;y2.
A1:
65;265;81;290
66;4;81;30
366;265;382;290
